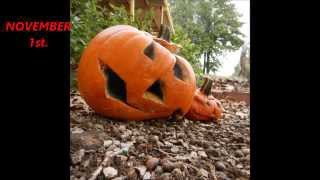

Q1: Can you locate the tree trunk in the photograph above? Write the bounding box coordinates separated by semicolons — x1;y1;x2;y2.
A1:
206;51;210;74
203;52;206;74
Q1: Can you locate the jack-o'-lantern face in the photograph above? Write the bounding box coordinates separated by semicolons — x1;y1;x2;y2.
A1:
77;25;196;120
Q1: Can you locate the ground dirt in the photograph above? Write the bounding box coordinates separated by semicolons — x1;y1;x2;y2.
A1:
70;79;250;180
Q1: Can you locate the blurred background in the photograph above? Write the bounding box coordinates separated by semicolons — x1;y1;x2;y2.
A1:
216;0;249;78
70;0;250;89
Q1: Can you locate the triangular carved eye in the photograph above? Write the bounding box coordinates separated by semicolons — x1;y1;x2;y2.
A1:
144;42;155;60
143;80;164;104
99;59;127;103
173;61;183;81
173;56;185;81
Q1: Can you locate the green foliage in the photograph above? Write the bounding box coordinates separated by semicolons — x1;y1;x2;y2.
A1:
172;25;203;81
70;0;154;89
71;0;107;66
70;0;243;89
170;0;244;74
70;0;154;66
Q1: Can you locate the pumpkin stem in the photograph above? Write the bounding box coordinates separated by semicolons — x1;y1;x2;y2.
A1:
158;24;171;42
200;76;213;96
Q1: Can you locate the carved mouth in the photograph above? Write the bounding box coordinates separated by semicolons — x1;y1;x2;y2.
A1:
143;79;164;104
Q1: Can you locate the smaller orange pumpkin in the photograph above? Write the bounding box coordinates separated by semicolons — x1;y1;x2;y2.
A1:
185;77;223;123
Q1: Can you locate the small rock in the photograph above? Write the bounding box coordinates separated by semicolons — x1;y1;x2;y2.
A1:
199;168;209;178
126;130;133;136
95;124;104;130
71;132;103;150
103;167;118;179
138;153;145;158
235;150;244;157
158;173;171;180
149;135;159;143
107;144;117;151
215;161;226;171
104;140;113;147
164;141;173;147
113;147;121;152
161;160;175;172
231;167;243;177
178;139;188;148
126;160;134;167
242;148;250;155
227;158;236;166
212;142;220;148
78;176;86;180
127;168;140;180
221;138;230;143
244;155;250;161
240;169;250;177
112;176;127;180
71;149;85;164
105;150;115;157
207;148;220;157
157;141;164;147
82;159;90;168
235;112;246;119
233;136;245;143
120;134;129;141
216;171;230;180
114;155;128;166
120;142;133;155
190;151;198;159
113;140;121;146
120;142;133;149
172;168;183;180
235;177;248;180
190;139;199;145
190;145;198;150
177;133;184;138
170;139;178;144
146;157;160;171
143;171;152;180
220;149;229;156
136;136;146;143
71;127;84;134
118;125;126;132
236;164;243;169
225;85;235;91
198;151;208;158
135;165;147;177
154;166;163;175
170;146;179;153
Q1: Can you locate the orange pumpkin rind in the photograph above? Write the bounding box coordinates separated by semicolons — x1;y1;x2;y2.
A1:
77;25;196;121
185;77;223;123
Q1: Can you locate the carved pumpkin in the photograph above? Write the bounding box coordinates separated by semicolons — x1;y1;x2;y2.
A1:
186;77;223;123
77;25;196;120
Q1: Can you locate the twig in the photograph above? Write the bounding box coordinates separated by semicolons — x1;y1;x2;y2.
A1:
154;148;175;157
89;146;131;180
88;150;119;180
185;163;199;172
89;166;103;180
228;143;247;146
